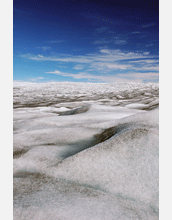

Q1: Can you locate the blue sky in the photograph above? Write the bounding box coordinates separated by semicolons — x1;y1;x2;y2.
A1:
13;0;159;83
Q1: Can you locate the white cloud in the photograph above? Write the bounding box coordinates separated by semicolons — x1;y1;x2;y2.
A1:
143;52;150;55
89;62;132;71
37;46;51;51
50;70;61;74
46;70;159;83
127;59;159;72
30;77;44;82
118;72;159;81
42;46;51;51
107;64;132;70
38;55;44;58
21;54;91;63
100;49;111;54
73;64;84;70
135;66;159;71
129;59;158;64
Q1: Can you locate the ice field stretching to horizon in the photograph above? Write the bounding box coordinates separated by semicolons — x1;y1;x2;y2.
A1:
13;82;159;220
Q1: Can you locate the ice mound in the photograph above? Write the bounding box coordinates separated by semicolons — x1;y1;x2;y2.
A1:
49;109;159;219
59;105;91;116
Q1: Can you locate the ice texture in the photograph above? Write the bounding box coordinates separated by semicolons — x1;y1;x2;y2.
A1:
13;82;159;220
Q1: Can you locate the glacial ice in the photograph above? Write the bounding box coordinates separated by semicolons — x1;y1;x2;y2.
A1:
13;82;159;220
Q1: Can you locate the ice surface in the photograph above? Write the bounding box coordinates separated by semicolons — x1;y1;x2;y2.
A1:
13;82;159;219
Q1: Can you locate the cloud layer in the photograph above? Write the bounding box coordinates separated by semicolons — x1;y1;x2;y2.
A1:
21;48;159;83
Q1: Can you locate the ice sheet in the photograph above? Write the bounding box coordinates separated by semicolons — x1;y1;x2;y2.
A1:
13;82;159;219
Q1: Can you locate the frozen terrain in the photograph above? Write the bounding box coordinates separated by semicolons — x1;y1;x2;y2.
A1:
13;82;159;220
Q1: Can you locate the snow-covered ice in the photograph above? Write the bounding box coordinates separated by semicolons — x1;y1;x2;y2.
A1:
13;82;159;220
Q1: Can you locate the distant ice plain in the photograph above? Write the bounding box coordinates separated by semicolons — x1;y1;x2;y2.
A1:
13;82;159;220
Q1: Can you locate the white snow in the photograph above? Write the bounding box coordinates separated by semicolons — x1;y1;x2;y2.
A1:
125;103;147;109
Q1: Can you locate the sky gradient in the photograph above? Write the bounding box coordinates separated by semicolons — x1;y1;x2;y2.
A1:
13;0;159;83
